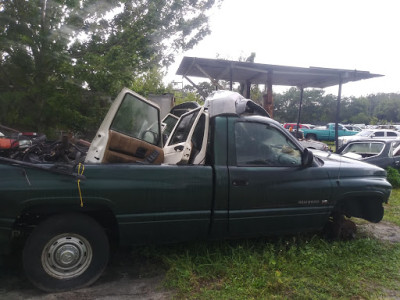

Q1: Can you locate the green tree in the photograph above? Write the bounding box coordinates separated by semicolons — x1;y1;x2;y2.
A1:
0;0;221;135
273;87;300;122
373;94;400;123
172;82;212;104
340;96;371;124
273;88;337;125
0;0;83;133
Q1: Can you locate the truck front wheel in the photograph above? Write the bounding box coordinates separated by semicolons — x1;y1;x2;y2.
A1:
22;213;109;292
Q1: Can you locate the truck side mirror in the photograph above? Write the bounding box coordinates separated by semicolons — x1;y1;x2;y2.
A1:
302;148;314;167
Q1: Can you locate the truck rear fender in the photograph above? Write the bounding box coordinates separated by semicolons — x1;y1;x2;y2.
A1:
13;204;119;245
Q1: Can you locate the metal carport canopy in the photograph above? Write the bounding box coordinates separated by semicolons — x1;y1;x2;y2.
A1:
176;56;383;151
176;56;383;89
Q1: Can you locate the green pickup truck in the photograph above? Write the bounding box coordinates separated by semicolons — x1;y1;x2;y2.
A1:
301;123;359;141
0;88;391;292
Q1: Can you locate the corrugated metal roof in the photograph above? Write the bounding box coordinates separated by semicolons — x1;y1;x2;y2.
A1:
176;57;383;88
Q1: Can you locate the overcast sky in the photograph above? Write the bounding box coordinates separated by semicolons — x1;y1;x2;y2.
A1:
167;0;400;97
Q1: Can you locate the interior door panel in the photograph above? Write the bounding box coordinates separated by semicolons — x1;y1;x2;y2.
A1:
102;130;164;164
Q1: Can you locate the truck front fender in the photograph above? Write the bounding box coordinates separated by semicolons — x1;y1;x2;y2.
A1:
335;196;385;223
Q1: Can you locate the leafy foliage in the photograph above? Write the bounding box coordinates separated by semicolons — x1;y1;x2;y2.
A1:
255;87;400;126
0;0;221;137
383;189;400;226
2;1;400;138
386;167;400;188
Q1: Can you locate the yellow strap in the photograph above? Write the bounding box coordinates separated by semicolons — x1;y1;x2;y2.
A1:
77;163;85;207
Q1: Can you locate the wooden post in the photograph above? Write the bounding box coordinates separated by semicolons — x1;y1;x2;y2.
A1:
263;71;274;118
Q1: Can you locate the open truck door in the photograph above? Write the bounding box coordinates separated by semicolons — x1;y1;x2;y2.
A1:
163;106;209;165
85;88;164;164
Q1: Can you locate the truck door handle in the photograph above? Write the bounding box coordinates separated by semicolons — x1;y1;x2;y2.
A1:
232;179;248;186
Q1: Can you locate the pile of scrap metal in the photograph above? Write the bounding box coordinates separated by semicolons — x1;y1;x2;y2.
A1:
0;126;89;164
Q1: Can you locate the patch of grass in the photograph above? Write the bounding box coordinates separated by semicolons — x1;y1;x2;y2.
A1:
139;234;400;299
384;189;400;226
323;140;336;152
386;167;400;188
134;190;400;299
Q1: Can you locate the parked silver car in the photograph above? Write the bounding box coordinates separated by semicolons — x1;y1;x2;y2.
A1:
338;139;400;169
338;129;400;147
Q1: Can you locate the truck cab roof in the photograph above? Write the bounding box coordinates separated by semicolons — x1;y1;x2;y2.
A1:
204;90;270;118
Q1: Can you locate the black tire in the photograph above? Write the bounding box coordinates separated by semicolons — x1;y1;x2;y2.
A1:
306;134;317;141
22;213;109;292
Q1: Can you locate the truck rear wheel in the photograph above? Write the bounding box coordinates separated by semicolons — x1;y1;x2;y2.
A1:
22;213;109;292
306;133;317;140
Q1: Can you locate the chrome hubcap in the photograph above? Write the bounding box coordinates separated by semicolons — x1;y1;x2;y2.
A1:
41;234;93;279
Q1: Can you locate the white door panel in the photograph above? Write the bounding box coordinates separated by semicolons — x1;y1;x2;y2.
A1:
163;107;204;165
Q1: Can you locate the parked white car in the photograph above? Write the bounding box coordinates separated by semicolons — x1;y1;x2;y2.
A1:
338;129;400;147
343;125;363;132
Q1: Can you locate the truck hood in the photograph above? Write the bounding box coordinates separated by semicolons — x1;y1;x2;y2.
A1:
312;150;387;178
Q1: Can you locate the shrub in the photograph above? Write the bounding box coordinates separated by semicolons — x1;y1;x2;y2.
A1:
386;167;400;188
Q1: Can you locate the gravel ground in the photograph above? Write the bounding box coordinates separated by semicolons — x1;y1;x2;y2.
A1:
0;248;174;300
358;221;400;243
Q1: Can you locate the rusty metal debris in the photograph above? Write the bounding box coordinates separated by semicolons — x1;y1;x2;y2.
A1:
0;128;89;164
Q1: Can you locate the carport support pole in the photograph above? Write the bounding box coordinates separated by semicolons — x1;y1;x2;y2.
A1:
245;80;251;98
230;65;233;91
335;76;343;152
296;87;304;139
